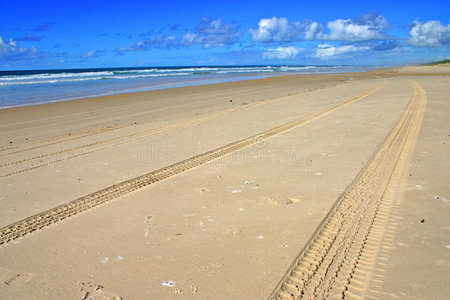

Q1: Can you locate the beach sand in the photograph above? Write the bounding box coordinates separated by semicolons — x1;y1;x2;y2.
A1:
0;67;448;299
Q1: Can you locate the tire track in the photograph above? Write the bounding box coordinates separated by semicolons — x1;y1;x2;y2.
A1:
269;80;426;299
0;79;362;178
0;78;386;245
0;82;343;157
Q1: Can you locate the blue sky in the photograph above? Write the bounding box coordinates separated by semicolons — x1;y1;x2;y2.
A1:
1;0;449;70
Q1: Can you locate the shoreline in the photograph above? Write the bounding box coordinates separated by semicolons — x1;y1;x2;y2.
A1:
0;65;380;110
0;73;364;148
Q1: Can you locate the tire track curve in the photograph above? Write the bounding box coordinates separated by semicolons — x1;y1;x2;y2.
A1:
269;80;426;300
0;78;387;246
0;80;352;177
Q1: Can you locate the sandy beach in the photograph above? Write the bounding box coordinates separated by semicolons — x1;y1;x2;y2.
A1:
0;66;448;299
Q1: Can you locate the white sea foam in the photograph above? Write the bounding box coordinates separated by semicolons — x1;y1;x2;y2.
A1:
0;65;379;109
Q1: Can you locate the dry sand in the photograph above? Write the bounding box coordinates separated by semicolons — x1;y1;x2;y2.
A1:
0;67;448;299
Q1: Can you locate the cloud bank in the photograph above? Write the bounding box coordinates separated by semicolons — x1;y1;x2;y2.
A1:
0;36;38;61
181;18;241;49
116;18;241;53
249;12;390;43
314;44;369;60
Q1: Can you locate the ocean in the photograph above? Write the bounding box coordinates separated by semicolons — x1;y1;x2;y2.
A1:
0;65;378;109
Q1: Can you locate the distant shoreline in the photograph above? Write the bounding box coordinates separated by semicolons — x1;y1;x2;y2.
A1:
0;65;380;109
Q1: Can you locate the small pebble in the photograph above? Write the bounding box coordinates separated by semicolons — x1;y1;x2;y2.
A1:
117;256;124;260
144;228;151;237
256;235;264;239
232;189;241;193
101;257;110;264
239;208;244;211
420;219;425;223
162;281;175;287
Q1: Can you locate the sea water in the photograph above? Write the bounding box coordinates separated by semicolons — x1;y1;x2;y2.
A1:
0;65;378;108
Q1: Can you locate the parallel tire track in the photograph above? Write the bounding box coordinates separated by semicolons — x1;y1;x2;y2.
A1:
0;81;348;177
269;80;426;299
0;80;345;155
0;79;386;246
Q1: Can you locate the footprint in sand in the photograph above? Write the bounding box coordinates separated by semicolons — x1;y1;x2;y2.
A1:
193;187;209;193
4;273;33;286
79;282;122;300
267;197;300;205
0;267;11;282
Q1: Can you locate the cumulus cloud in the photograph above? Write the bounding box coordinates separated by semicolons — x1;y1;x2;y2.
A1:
263;46;303;59
181;18;241;49
314;43;369;59
321;12;389;41
355;11;389;29
249;17;321;42
0;36;39;61
407;20;450;47
250;12;389;43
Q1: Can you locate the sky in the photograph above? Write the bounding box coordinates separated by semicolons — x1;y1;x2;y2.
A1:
1;0;449;70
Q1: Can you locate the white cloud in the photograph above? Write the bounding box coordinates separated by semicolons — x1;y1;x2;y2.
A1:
322;19;386;41
314;44;369;60
263;46;303;59
81;50;105;58
117;18;240;52
0;36;38;61
249;17;321;42
407;20;450;47
1;37;19;53
355;11;389;29
82;50;96;58
321;12;389;42
250;12;389;43
116;34;178;52
182;18;241;49
180;32;197;46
